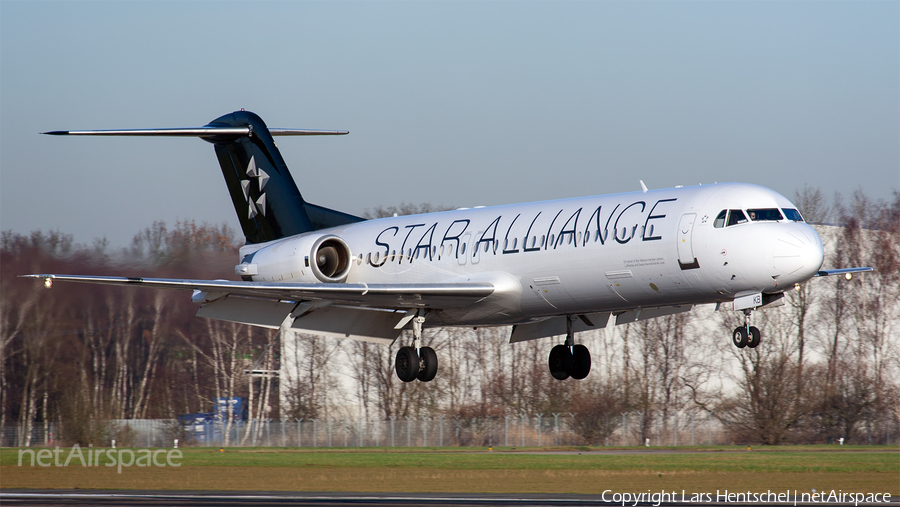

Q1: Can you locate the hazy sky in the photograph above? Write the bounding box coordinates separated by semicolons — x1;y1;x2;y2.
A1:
2;1;897;247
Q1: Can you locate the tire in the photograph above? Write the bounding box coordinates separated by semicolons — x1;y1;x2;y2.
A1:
417;347;438;382
732;327;748;348
747;326;761;348
395;346;419;382
548;344;573;380
570;344;591;380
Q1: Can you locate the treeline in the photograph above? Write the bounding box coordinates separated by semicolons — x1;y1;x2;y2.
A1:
2;191;898;446
0;221;275;445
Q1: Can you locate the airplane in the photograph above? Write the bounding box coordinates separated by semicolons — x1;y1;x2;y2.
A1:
25;110;872;383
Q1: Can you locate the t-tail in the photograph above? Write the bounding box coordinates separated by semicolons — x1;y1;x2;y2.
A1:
44;110;365;244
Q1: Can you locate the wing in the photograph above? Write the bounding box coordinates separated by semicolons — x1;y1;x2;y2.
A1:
815;267;874;277
22;273;496;344
20;274;494;309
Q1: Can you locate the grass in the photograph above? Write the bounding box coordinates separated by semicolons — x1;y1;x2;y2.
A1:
2;445;897;494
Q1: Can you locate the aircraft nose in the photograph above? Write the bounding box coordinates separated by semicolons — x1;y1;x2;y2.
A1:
773;225;825;282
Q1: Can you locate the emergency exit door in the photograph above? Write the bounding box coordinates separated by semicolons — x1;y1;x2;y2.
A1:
677;213;700;270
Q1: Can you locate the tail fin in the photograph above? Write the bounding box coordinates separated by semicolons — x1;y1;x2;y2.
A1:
45;110;365;244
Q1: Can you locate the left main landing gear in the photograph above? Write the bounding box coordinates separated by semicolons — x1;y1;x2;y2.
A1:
732;309;761;349
395;310;438;383
548;315;591;380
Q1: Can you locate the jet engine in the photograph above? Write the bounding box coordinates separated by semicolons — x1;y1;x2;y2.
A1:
235;234;353;283
308;235;352;283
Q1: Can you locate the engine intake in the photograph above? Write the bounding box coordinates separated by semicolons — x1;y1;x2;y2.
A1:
309;236;352;283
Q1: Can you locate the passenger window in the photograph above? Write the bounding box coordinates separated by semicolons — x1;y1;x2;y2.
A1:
782;208;804;222
727;210;747;227
713;210;727;228
747;208;783;221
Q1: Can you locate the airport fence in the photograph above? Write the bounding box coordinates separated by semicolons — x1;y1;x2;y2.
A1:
2;412;894;448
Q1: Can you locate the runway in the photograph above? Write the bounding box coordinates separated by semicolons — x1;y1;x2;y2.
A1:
2;490;630;507
4;490;897;507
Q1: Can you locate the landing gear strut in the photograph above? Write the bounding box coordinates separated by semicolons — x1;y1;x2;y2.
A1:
732;309;761;349
395;309;438;382
549;315;591;380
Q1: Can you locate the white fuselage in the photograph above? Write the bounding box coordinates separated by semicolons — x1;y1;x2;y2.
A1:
240;182;825;327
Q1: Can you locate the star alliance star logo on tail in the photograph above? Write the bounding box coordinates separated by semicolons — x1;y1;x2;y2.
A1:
241;156;268;219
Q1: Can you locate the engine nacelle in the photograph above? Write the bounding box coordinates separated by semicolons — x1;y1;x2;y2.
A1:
235;234;353;283
307;235;353;283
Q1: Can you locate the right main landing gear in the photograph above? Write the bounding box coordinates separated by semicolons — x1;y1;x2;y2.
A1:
395;310;438;383
732;309;761;349
548;315;591;380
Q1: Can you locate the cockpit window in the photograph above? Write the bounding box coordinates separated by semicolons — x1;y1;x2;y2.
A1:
747;208;783;221
782;208;804;222
713;210;727;228
726;209;747;227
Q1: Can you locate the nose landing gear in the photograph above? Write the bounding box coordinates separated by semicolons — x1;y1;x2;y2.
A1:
732;309;761;348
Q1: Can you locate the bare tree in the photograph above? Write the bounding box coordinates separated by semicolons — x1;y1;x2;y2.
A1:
281;330;344;421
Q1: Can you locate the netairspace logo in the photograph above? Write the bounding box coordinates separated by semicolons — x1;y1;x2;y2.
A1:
601;489;894;507
18;445;182;474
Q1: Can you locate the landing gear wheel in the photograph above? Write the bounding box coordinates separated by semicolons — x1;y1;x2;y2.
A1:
570;344;591;380
549;344;573;380
395;346;418;382
417;346;438;382
747;326;761;348
732;327;748;348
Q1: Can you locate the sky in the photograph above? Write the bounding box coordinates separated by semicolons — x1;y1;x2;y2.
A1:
2;1;898;248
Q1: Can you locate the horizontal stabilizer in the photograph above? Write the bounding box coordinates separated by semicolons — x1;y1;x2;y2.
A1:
43;110;356;243
43;128;348;137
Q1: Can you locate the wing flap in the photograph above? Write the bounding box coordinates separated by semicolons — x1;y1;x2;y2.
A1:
614;305;693;325
509;312;611;343
196;296;296;329
289;306;403;344
195;296;404;344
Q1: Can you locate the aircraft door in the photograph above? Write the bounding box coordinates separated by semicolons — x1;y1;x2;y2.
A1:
677;213;700;270
471;231;483;265
457;233;471;266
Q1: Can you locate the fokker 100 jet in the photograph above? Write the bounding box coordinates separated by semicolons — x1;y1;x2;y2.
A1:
26;110;871;382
